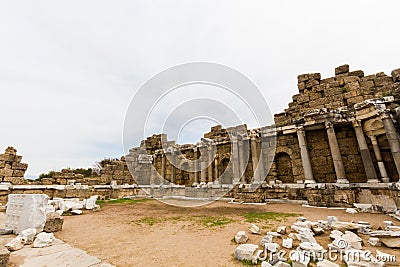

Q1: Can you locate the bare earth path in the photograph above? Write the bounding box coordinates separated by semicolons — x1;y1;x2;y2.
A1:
55;199;400;267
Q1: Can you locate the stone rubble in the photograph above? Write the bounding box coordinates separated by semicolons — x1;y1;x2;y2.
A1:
234;231;248;244
249;223;262;235
234;216;400;266
33;232;54;248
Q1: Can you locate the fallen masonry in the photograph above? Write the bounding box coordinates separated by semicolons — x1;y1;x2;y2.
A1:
233;214;400;266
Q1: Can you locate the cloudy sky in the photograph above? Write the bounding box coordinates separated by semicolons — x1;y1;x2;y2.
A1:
1;1;399;177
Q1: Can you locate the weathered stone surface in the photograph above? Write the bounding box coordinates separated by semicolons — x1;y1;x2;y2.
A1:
44;212;64;232
316;259;339;267
249;223;261;235
235;231;248;244
234;244;259;261
282;238;292;249
379;237;400;248
5;236;24;251
19;228;37;244
33;232;54;248
0;246;10;267
392;68;400;82
5;194;48;234
84;195;98;209
335;64;350;75
368;237;381;246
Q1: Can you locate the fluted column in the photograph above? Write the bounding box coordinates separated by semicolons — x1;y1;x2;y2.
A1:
352;120;379;183
369;135;390;182
238;138;246;183
231;136;240;182
326;122;349;183
381;110;400;176
296;126;315;183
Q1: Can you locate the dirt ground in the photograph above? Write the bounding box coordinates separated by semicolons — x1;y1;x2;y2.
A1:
51;199;400;267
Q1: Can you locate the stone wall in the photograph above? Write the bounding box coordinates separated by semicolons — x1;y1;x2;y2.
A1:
99;157;133;185
0;147;28;185
126;65;400;187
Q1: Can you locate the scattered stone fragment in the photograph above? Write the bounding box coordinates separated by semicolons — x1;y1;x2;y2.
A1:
274;261;290;267
354;203;373;213
276;226;286;235
266;232;281;238
260;235;273;246
327;216;338;226
264;242;280;253
33;232;54;248
234;244;259;262
44;212;64;232
297;217;307;222
0;246;10;267
235;231;248;244
282;238;292;249
71;210;83;215
5;236;24;251
291;254;310;267
379;237;400;248
311;226;324;235
330;230;343;240
367;260;385;267
316;259;339;267
0;228;13;235
299;242;324;253
383;221;394;230
368;237;381;247
19;228;37;244
249;224;261;235
261;261;272;267
346;208;357;214
84;195;98;210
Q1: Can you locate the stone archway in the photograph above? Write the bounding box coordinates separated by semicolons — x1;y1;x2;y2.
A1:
275;152;294;183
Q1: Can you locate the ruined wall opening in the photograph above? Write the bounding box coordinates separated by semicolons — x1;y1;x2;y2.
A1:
275;152;294;183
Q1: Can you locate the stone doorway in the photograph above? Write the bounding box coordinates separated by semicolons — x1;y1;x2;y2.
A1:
276;152;294;183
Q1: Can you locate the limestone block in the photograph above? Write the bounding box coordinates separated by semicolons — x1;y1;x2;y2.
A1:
5;236;24;251
392;68;400;82
33;232;54;248
234;244;259;262
19;228;37;244
44;212;64;232
282;238;293;249
349;70;364;78
235;231;248;244
0;246;10;267
11;163;28;170
335;64;349;75
368;237;381;246
5;194;48;234
249;223;261;234
84;195;98;210
316;259;339;267
260;235;273;246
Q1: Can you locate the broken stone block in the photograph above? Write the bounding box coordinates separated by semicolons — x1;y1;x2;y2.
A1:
311;226;324;235
282;238;293;249
234;244;259;262
368;237;381;247
316;259;339;267
71;210;82;215
297;217;307;222
291;255;310;267
354;203;373;212
335;64;350;75
274;261;290;267
261;261;272;267
330;230;343;240
84;195;98;210
249;224;261;235
0;246;10;267
5;194;48;234
44;212;64;233
367;260;385;267
5;236;24;251
260;235;274;246
346;208;357;214
33;232;54;248
264;242;280;253
277;226;286;235
19;228;37;244
341;231;362;250
299;242;324;254
379;237;400;248
0;228;13;235
235;231;248;244
327;216;338;226
392;68;400;82
383;221;394;230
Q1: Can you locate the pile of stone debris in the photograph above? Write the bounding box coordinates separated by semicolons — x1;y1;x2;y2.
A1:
0;194;100;265
234;215;399;267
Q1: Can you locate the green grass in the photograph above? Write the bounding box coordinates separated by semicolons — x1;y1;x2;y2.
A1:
96;198;150;205
243;211;300;224
240;259;256;266
133;215;235;228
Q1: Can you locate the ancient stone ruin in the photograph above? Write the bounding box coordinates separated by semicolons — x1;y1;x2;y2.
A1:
0;147;28;185
127;65;400;186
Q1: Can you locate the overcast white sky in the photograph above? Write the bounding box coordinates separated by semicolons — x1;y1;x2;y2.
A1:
1;1;399;177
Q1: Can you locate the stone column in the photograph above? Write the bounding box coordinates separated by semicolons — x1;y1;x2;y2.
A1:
296;127;315;184
194;148;200;184
161;154;166;184
381;110;400;176
352;120;379;183
238;138;246;183
250;137;260;184
169;152;176;184
326;122;349;183
200;146;207;183
231;136;240;182
207;147;213;183
214;158;219;183
369;135;390;182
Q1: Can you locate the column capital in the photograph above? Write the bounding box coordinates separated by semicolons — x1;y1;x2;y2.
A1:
379;109;392;120
351;119;362;128
325;121;334;129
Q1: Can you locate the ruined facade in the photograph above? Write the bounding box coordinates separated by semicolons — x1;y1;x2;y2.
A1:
0;147;28;185
126;65;400;186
